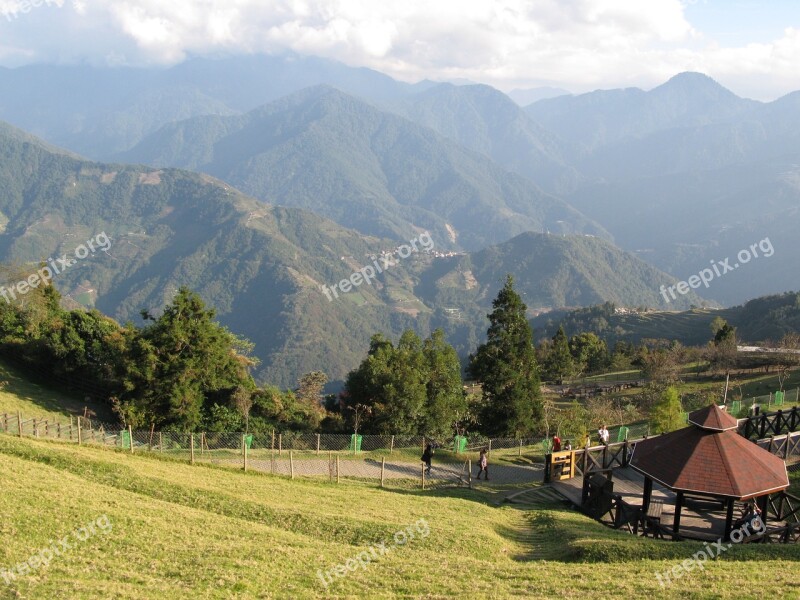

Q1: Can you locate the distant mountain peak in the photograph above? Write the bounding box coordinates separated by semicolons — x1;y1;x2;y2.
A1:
652;71;739;100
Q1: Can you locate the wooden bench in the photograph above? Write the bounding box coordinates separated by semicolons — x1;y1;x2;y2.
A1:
646;499;664;523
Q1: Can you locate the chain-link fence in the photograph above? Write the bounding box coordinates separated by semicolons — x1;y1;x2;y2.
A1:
0;412;675;491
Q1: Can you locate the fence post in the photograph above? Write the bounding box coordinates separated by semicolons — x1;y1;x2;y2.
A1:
1;413;6;433
128;426;134;453
69;416;73;440
33;418;38;438
190;434;195;465
519;439;523;457
77;417;82;445
488;439;492;456
421;462;426;490
57;422;61;439
271;429;275;452
380;457;385;488
279;433;282;456
390;435;394;453
45;420;49;437
336;455;340;484
201;433;205;456
468;459;472;489
290;450;294;480
17;412;22;438
243;434;248;472
316;434;320;455
422;436;425;454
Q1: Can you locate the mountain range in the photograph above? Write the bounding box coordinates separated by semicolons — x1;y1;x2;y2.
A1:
0;121;702;387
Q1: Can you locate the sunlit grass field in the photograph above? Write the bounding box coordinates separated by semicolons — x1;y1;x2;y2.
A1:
1;434;798;599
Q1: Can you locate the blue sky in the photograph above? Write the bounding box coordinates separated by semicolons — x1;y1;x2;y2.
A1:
0;0;798;100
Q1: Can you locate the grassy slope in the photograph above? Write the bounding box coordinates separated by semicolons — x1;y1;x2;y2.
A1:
0;435;798;599
0;359;111;421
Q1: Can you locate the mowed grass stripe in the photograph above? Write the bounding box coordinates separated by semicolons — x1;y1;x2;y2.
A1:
2;435;800;598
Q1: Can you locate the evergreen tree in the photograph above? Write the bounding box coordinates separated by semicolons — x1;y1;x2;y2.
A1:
543;325;574;382
422;328;467;438
467;275;542;436
569;332;608;374
118;287;257;430
650;386;684;433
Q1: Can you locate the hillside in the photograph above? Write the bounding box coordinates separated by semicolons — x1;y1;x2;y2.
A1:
0;122;701;389
532;291;800;346
419;232;707;317
118;86;606;251
391;83;581;194
1;434;797;597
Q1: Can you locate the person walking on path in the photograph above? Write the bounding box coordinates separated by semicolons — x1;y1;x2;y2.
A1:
421;443;434;475
475;447;489;480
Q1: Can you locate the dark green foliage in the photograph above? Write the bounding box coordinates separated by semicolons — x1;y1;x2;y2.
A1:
342;329;465;437
115;288;256;431
468;276;542;436
542;326;574;382
569;332;609;374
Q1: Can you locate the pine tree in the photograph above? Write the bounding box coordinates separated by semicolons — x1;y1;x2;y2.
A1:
544;325;574;382
467;275;542;436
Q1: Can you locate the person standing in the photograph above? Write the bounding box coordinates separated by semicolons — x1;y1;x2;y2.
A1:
552;434;561;452
475;447;489;480
598;425;610;445
421;443;433;475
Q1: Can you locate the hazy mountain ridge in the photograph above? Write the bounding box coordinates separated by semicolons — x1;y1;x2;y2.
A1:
118;85;607;251
0;122;704;387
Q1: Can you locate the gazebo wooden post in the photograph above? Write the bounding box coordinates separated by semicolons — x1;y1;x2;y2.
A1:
756;495;769;529
673;491;684;535
724;499;735;542
642;476;653;512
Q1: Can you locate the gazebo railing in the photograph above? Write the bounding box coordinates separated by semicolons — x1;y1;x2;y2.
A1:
767;491;800;524
739;405;800;441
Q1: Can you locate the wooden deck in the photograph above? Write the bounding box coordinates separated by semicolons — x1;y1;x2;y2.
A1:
551;466;769;541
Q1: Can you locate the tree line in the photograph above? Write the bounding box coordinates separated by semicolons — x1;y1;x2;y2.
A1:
1;271;796;438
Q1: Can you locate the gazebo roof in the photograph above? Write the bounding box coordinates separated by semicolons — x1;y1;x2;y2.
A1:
630;405;788;500
688;403;739;431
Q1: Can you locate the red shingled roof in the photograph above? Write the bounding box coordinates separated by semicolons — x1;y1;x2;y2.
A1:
630;405;788;500
688;403;739;431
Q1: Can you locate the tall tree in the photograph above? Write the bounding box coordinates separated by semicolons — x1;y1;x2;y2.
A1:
118;287;257;430
422;329;467;438
467;275;542;436
569;332;608;375
543;325;574;382
296;371;328;429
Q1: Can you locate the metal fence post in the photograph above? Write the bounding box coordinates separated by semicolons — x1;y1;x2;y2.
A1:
190;433;195;465
17;411;22;438
243;434;248;472
77;417;82;445
129;425;134;453
290;450;294;479
380;457;385;488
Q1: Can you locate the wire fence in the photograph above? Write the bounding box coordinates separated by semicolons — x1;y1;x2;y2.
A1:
0;411;729;491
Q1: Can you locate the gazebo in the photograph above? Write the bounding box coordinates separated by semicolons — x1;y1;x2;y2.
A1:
630;404;789;540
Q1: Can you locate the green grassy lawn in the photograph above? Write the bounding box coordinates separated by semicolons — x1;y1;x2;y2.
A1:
1;434;798;599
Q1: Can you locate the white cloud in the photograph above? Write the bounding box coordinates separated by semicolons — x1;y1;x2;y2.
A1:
0;0;797;99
